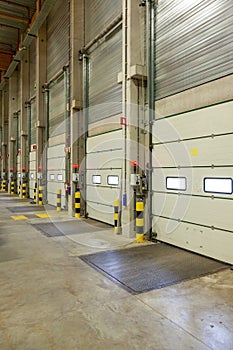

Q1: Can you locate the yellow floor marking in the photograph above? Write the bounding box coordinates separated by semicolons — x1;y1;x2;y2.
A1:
35;213;50;218
11;215;28;220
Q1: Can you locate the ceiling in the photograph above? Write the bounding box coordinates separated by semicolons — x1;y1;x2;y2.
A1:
0;0;37;75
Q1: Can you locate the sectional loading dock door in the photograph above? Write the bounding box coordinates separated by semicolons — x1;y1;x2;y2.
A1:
29;98;37;199
47;77;66;209
86;129;123;225
152;100;233;264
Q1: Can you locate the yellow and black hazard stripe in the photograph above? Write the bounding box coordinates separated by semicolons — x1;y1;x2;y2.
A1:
22;182;27;199
114;199;119;234
33;184;37;204
10;181;15;195
38;186;43;205
136;198;145;242
75;190;81;218
2;180;7;192
57;189;61;212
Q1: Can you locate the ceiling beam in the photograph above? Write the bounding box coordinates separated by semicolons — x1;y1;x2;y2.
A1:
0;0;30;18
0;12;29;24
0;0;58;89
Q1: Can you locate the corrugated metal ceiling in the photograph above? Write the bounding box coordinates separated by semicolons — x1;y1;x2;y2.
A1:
0;0;37;73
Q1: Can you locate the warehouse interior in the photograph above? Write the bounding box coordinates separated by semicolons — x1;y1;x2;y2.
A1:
0;0;232;349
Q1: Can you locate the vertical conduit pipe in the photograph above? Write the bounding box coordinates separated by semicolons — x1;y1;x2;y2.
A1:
44;83;50;203
13;112;19;156
26;101;31;185
0;127;2;157
13;111;19;192
64;65;70;208
82;53;89;217
147;0;155;240
123;0;128;196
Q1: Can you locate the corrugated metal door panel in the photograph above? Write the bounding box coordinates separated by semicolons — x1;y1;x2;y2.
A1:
85;0;122;43
155;0;233;99
153;193;232;232
88;29;122;123
86;170;121;203
47;0;69;80
153;101;233;144
47;144;66;207
152;167;233;197
154;218;233;264
31;98;37;145
29;39;36;96
49;77;66;139
152;101;233;264
153;135;233;167
86;130;123;225
47;144;65;160
87;129;123;151
86;151;122;170
86;169;121;225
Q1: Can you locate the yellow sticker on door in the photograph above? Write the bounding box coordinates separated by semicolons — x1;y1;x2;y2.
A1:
190;148;198;156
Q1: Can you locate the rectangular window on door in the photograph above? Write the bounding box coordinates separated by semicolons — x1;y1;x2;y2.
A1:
57;174;63;181
166;177;187;191
204;178;232;194
92;175;101;184
107;175;119;186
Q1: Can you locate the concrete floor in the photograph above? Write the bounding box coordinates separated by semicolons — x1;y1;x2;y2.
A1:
0;194;232;350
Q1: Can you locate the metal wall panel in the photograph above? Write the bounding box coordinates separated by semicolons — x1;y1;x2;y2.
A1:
47;0;69;80
155;0;233;99
88;29;122;123
85;0;122;43
152;101;233;263
86;130;123;225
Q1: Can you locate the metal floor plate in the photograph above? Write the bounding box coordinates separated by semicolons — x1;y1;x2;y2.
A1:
80;243;228;294
7;206;45;213
32;222;65;237
32;219;110;237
